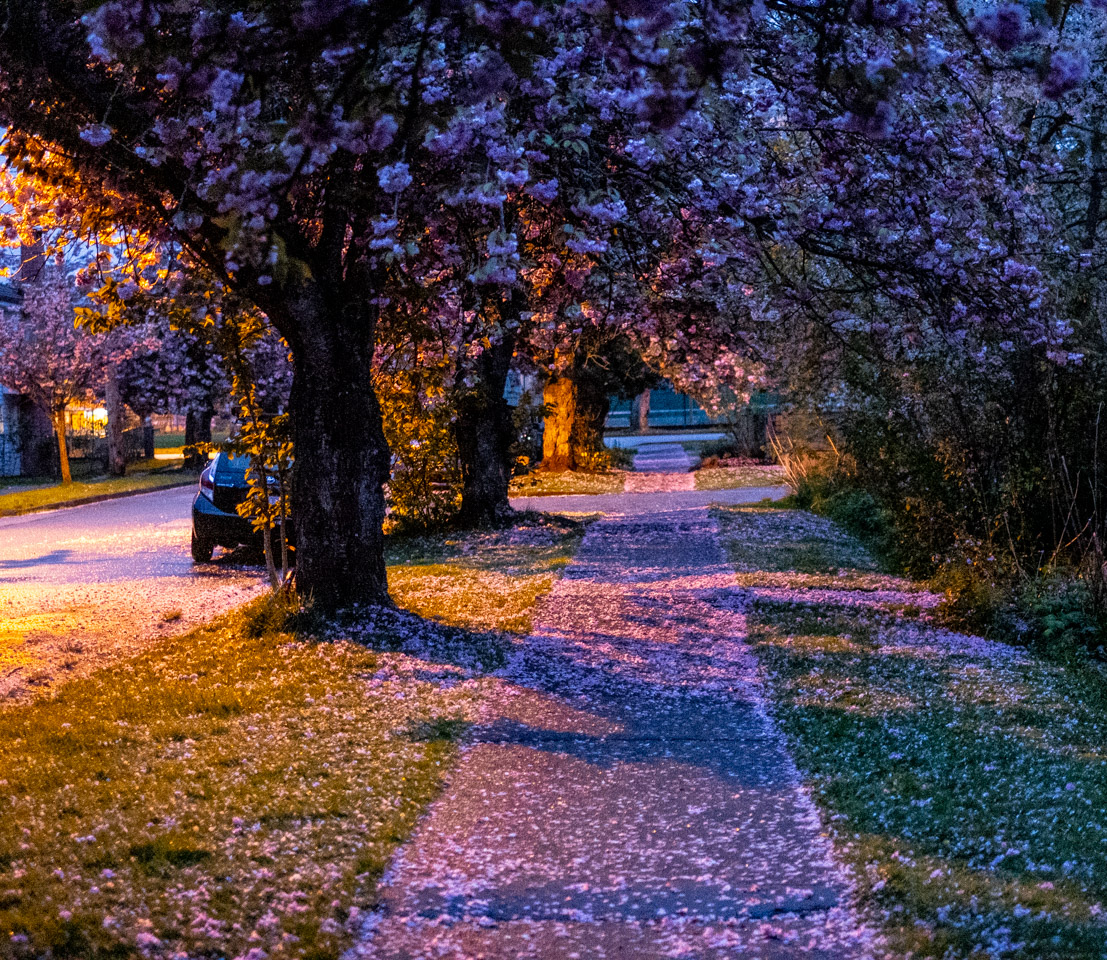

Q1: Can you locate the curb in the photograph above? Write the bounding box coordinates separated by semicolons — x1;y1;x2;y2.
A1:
0;478;198;520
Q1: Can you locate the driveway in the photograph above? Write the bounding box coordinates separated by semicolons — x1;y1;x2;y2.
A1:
0;487;263;701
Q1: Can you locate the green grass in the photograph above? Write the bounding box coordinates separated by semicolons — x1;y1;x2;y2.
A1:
154;431;230;453
509;470;625;497
0;465;193;517
694;463;786;490
387;513;590;636
0;520;586;960
714;505;1107;959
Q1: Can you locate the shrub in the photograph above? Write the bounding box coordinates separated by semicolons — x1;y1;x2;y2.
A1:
700;437;743;461
931;558;1010;635
378;372;463;530
1017;576;1104;660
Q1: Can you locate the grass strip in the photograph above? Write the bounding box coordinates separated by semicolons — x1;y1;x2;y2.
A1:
0;467;193;517
693;463;786;491
509;470;625;497
714;505;1107;959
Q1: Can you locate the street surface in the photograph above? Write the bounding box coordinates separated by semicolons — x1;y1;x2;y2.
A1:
604;431;726;449
0;487;263;701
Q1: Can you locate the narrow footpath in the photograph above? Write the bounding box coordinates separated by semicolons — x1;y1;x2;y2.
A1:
364;507;877;958
625;438;696;493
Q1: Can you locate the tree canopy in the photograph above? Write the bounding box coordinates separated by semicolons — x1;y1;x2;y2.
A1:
0;0;1094;607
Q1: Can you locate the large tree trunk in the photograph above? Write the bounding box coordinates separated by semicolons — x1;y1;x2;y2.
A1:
541;376;577;472
455;334;516;526
288;298;391;611
571;374;610;469
633;388;650;433
52;409;72;485
105;363;126;476
184;408;212;470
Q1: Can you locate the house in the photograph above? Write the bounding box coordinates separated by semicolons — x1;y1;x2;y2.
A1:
0;280;56;477
0;387;55;477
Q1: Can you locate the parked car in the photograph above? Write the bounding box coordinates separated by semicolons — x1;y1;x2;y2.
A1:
192;452;296;563
191;453;255;561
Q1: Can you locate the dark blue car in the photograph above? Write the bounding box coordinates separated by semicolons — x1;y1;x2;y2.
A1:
190;453;257;562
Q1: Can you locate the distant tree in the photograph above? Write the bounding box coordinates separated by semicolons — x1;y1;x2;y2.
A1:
0;260;108;483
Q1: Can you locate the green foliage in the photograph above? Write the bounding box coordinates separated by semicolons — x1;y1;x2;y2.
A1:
237;587;307;639
786;438;1107;657
377;370;463;531
930;560;1010;635
571;446;629;473
1015;576;1104;660
700;437;743;460
227;404;294;589
603;445;635;470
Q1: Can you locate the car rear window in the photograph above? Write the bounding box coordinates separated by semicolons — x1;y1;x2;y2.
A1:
215;453;250;478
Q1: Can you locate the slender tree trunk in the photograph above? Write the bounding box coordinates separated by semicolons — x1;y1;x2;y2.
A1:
52;408;72;485
287;295;391;610
184;407;212;470
455;333;516;525
105;363;126;476
634;388;650;433
541;376;577;472
571;374;610;469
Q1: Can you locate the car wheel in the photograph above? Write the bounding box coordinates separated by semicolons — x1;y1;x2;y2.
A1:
191;531;215;563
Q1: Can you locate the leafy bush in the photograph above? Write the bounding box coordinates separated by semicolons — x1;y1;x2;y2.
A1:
1016;577;1104;660
599;445;635;471
700;437;743;460
931;559;1010;635
822;488;889;548
378;371;463;531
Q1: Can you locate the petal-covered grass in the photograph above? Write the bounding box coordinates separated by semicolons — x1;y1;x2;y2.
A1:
388;514;589;636
509;470;625;497
0;517;587;960
693;462;786;490
714;505;1107;959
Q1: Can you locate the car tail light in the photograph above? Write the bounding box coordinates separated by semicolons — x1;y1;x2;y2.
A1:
198;463;215;501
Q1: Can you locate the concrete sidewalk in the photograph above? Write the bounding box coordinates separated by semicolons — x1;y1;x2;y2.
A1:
631;440;696;473
362;508;876;958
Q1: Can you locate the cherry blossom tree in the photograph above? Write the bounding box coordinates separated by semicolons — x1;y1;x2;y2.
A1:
0;0;1085;609
0;259;107;484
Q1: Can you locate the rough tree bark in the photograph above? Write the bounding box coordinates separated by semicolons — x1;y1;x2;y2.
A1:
571;373;610;469
633;388;650;433
284;286;392;610
105;363;126;476
455;332;516;525
52;408;72;485
184;407;212;471
541;376;577;472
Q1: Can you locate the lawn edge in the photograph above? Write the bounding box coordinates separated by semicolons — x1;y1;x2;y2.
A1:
0;477;196;519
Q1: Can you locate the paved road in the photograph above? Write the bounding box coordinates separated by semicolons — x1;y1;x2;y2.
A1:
366;508;875;958
0;487;263;701
604;432;726;450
